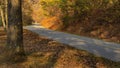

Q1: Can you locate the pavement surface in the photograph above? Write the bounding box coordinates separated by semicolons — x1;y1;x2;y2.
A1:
24;23;120;62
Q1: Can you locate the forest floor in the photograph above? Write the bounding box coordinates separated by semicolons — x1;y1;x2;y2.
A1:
0;27;120;68
60;23;120;44
42;21;120;43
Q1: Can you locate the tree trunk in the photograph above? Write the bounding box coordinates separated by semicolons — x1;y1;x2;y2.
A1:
7;0;25;61
0;0;7;30
0;5;6;29
5;0;8;29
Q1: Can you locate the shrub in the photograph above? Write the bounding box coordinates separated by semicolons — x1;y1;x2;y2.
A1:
22;0;33;25
41;16;63;30
31;0;120;28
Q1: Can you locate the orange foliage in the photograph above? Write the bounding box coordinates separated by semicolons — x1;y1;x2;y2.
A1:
31;4;44;23
32;9;42;23
41;17;63;30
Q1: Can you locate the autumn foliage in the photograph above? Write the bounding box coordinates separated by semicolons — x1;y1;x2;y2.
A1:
41;17;63;30
31;0;120;43
28;0;119;28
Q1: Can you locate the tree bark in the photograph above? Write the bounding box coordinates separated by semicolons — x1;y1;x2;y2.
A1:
0;5;6;28
5;0;8;29
7;0;25;61
0;0;7;30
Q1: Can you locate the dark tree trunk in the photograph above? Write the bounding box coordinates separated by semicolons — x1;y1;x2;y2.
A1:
7;0;25;61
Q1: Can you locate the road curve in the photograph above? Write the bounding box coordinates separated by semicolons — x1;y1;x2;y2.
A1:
24;24;120;62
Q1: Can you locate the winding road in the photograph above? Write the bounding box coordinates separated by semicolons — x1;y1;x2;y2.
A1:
24;23;120;62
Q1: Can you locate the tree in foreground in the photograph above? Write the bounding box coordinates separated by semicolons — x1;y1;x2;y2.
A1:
6;0;25;61
0;0;7;30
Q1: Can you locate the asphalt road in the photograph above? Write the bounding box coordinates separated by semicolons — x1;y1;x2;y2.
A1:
24;23;120;62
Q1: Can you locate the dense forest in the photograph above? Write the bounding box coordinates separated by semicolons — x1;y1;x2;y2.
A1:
0;0;120;67
0;0;120;27
21;0;120;42
0;0;120;42
22;0;120;26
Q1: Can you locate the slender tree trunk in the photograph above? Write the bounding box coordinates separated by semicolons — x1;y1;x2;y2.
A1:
7;0;25;61
0;0;7;31
5;0;8;29
0;6;6;29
